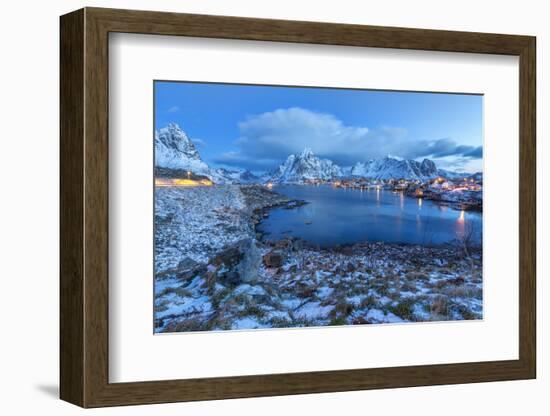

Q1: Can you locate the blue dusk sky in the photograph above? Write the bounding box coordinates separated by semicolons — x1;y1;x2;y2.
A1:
155;81;483;173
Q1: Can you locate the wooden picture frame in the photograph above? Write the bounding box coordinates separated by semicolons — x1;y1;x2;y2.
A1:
60;7;536;408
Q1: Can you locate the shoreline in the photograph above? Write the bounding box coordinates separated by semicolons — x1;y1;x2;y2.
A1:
270;181;483;213
154;184;483;333
251;185;482;249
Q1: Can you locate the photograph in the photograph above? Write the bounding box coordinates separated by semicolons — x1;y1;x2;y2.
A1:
153;81;484;333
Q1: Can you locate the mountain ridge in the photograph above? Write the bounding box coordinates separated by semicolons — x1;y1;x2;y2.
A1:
350;156;439;181
154;123;480;184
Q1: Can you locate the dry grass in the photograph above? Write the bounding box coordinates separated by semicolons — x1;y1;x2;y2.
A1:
405;271;429;281
430;295;448;317
389;298;417;321
443;284;482;299
163;316;208;332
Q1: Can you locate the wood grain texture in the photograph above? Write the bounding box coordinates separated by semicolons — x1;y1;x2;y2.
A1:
59;7;537;408
518;38;536;376
88;7;532;54
59;8;84;407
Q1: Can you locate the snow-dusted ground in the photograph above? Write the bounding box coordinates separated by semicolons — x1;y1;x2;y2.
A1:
154;185;482;333
155;185;248;270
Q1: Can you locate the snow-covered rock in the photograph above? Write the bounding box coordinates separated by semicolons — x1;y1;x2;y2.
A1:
467;172;483;183
155;123;263;184
351;156;442;181
270;148;342;183
155;123;211;175
210;168;260;184
434;169;482;182
420;158;437;176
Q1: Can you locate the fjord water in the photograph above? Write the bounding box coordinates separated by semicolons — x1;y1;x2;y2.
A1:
258;185;482;247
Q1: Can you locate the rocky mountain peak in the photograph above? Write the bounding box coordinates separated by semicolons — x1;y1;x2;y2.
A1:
155;123;209;174
300;147;315;159
270;148;342;183
156;123;200;160
420;158;437;176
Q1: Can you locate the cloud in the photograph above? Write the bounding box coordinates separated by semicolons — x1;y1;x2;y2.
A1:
167;106;180;113
413;138;482;159
463;146;483;158
214;107;481;171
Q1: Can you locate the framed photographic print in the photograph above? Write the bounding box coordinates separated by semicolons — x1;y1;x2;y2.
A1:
60;7;536;407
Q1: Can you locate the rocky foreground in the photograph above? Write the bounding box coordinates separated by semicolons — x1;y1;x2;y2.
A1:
154;185;482;332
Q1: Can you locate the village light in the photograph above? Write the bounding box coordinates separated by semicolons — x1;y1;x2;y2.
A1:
154;177;212;187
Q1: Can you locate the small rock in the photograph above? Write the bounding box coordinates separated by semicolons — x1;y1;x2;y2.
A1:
175;264;207;281
263;251;285;268
275;239;290;249
202;270;217;292
449;276;466;285
291;239;305;251
212;245;243;268
352;316;368;325
222;270;242;287
177;257;198;270
338;246;354;256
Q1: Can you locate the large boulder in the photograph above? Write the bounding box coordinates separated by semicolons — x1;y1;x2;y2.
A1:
235;239;262;283
212;238;261;286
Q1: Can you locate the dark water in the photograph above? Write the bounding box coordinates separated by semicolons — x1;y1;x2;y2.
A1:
257;185;482;247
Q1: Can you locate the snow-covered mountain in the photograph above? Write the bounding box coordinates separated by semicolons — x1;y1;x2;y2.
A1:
350;156;440;181
155;123;210;175
155;124;479;185
210;168;260;184
436;169;468;181
270;148;343;183
466;172;483;182
432;169;482;182
155;123;263;184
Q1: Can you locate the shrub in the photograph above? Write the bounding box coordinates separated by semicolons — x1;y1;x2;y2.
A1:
405;271;429;281
359;295;378;310
388;298;416;321
430;295;448;317
329;316;348;326
457;304;477;320
164;316;207;332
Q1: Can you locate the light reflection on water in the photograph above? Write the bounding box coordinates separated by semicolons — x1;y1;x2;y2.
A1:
257;185;482;247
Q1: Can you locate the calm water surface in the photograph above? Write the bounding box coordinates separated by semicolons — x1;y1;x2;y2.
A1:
257;185;482;247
